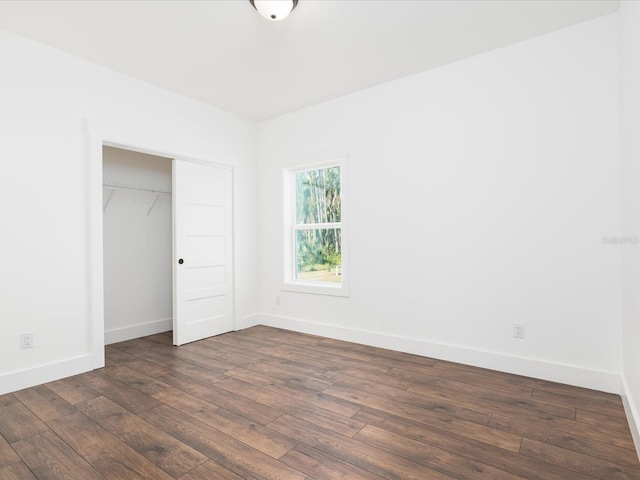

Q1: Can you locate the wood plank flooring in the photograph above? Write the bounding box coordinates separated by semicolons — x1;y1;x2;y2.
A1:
1;325;638;479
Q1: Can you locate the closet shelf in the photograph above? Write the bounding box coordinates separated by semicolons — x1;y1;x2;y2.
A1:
103;182;171;215
103;182;171;195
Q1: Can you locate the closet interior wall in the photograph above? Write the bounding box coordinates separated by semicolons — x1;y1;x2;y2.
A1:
102;146;173;344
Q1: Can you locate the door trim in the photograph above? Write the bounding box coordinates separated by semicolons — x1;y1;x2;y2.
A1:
86;120;236;369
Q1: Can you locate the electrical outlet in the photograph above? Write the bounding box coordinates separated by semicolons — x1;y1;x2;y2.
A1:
275;295;281;306
21;333;34;349
513;324;525;339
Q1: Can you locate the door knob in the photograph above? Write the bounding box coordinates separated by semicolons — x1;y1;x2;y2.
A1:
178;259;184;264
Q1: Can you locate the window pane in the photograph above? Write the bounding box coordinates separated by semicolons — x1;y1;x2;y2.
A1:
295;228;342;283
296;166;341;224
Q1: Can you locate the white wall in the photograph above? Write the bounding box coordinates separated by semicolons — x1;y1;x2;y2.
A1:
102;147;173;344
0;29;258;394
619;0;640;459
257;14;622;392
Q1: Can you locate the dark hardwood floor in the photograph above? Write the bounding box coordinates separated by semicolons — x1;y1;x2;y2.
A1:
1;325;639;479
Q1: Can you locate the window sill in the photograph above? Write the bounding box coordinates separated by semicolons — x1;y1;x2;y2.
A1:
281;282;350;297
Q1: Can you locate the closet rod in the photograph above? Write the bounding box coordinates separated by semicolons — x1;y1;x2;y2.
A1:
102;182;172;196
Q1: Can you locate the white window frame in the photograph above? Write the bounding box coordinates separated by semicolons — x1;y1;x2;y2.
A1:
282;158;349;297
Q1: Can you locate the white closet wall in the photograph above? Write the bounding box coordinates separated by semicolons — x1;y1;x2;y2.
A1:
103;146;173;344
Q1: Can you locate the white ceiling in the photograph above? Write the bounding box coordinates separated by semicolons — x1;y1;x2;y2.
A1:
0;0;620;121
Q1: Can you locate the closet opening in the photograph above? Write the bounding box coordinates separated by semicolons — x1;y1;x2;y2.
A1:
102;146;173;345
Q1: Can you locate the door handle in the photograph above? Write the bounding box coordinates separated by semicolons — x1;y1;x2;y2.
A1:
178;259;184;264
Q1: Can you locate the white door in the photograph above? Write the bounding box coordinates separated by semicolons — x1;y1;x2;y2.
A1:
173;160;233;346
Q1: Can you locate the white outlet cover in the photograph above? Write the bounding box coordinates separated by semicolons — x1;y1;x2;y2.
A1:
513;324;525;339
21;333;34;349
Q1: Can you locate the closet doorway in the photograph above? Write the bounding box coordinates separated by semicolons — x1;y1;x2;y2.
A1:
103;146;173;344
102;146;234;347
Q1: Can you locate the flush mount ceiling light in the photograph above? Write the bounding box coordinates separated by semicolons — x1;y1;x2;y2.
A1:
250;0;298;21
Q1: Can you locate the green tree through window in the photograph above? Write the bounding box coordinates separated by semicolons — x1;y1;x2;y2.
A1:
294;165;342;283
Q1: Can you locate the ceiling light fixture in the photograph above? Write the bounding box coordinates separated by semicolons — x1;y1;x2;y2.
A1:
250;0;298;21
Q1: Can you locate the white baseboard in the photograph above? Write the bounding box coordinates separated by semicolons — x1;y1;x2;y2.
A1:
258;313;621;394
621;376;640;462
0;354;94;396
105;318;172;345
236;314;262;330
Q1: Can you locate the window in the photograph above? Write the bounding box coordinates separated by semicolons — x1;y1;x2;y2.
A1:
284;159;348;296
